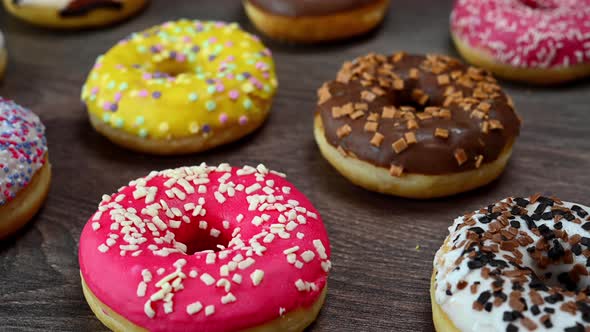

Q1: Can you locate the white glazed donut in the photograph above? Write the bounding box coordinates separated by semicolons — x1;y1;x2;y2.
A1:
432;195;590;332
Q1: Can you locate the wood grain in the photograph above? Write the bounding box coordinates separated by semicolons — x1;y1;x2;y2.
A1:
1;1;590;331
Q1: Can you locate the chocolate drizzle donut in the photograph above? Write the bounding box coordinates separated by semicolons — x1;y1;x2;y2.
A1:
316;52;521;176
433;195;590;331
248;0;382;17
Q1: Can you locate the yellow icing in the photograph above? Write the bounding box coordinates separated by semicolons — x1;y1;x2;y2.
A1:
81;19;277;140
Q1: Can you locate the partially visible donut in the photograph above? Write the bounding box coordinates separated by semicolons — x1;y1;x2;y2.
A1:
0;98;51;238
0;30;6;79
2;0;147;29
433;195;590;331
451;0;590;84
314;52;521;198
79;163;331;332
243;0;390;43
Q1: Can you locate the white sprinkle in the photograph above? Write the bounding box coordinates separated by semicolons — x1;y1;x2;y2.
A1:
232;274;242;284
263;233;275;243
115;194;125;202
295;261;304;269
295;279;306;291
296;232;304;239
144;300;155;318
238;257;255;270
236;214;244;222
199;220;208;229
142;269;153;282
210;229;221;238
98;244;109;253
205;305;215;316
92;222;101;231
220;265;229;277
198;185;207;194
286;221;298;231
189;270;198;278
283;246;299;255
200;273;215;286
214;192;226;203
251;216;263;226
313;239;328;259
206;253;216;264
221;293;236;304
321;260;332;272
137;281;147;297
287;253;297;264
246;183;261;194
301;250;315;263
216;278;231;292
186;301;203;315
222;220;230;229
250;269;264;286
169;220;181;228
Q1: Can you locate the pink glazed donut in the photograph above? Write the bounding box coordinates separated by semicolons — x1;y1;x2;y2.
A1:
79;163;331;332
451;0;590;84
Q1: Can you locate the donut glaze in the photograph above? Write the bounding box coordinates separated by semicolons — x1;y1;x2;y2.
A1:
81;20;277;141
248;0;381;17
317;52;520;176
0;98;48;206
451;0;590;68
434;195;590;331
79;164;331;332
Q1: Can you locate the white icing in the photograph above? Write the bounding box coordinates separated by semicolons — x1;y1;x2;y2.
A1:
434;198;590;331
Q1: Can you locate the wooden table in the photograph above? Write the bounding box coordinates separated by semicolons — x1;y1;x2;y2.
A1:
1;1;589;331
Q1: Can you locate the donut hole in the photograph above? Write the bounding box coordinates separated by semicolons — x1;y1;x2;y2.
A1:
518;0;558;9
150;59;193;78
173;223;232;255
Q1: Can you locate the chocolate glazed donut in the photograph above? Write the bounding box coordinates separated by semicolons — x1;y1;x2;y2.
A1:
314;52;521;197
243;0;390;43
248;0;382;17
318;53;520;175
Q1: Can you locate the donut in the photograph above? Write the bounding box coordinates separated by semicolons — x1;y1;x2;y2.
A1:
314;52;521;199
81;20;277;155
0;98;51;238
2;0;147;29
0;31;6;79
243;0;390;43
432;195;590;331
78;163;331;332
451;0;590;84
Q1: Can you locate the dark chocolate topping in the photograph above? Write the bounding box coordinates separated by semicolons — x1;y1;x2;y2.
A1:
316;53;521;175
248;0;380;17
59;0;123;17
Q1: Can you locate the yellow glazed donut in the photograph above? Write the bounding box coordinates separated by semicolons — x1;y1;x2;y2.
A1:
0;30;6;79
81;20;277;155
2;0;147;29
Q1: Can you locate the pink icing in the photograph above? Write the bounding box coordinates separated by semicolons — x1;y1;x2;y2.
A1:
78;163;331;332
451;0;590;68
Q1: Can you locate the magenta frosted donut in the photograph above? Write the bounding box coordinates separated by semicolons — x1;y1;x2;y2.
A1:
78;163;331;332
451;0;590;83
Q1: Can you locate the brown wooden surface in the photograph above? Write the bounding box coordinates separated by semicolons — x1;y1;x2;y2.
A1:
1;1;589;331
